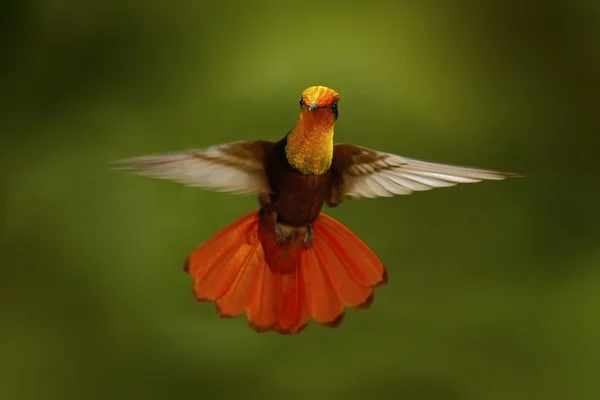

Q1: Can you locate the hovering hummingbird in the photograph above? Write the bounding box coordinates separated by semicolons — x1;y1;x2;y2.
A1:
111;86;519;334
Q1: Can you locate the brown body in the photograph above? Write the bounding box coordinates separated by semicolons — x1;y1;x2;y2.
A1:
262;136;333;227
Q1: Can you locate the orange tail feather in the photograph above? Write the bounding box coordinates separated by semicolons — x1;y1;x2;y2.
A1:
314;214;388;288
184;211;262;316
184;210;388;334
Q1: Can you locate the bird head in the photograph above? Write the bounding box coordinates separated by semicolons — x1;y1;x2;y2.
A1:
299;86;340;121
286;86;339;175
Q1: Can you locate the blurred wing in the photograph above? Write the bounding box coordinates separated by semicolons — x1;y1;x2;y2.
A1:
110;141;272;195
333;144;520;200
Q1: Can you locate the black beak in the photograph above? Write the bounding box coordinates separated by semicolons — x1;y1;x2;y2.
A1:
308;102;319;111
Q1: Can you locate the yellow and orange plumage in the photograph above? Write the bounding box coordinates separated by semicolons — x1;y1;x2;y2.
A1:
285;86;338;175
111;85;519;334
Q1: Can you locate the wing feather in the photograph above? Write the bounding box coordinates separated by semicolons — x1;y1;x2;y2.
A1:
332;144;520;201
110;141;272;195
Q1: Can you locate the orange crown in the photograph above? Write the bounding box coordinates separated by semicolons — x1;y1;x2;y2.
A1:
301;86;340;108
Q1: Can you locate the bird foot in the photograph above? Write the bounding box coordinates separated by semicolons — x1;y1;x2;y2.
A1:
274;223;286;246
303;224;314;249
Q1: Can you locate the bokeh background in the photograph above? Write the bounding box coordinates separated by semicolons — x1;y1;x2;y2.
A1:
2;1;599;399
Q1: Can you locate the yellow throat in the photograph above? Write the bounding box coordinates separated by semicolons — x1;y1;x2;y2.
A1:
285;111;335;175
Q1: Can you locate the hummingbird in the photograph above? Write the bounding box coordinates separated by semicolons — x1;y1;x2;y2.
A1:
111;85;519;334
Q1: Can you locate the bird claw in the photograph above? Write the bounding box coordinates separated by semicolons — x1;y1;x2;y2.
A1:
303;224;314;248
272;219;313;248
274;223;286;246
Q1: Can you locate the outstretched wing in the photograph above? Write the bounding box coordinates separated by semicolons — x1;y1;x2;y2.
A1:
331;144;520;200
110;141;273;195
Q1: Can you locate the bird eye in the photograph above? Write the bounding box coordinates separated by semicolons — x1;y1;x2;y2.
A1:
299;97;304;108
332;101;338;119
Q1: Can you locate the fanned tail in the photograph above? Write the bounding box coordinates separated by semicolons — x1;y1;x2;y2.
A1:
184;210;388;334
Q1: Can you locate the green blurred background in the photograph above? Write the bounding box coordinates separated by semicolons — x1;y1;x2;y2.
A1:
2;1;599;399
